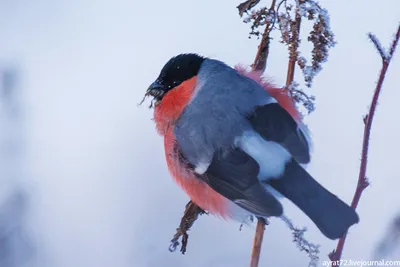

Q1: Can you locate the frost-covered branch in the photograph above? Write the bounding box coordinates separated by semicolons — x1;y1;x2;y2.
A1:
287;81;315;114
367;33;389;61
281;216;320;267
329;22;400;264
251;0;278;72
296;1;336;87
243;0;335;88
241;0;335;114
284;5;301;88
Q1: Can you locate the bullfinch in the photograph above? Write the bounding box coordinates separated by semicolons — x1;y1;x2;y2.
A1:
145;53;359;240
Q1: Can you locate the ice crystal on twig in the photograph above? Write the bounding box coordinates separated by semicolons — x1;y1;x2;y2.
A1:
241;0;336;87
287;81;316;114
281;215;320;267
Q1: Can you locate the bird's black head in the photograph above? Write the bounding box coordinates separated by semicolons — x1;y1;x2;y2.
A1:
146;53;205;106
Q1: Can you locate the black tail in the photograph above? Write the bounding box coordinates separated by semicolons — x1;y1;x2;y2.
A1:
268;160;359;240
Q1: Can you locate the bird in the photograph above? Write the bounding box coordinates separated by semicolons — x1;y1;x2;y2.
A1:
144;53;359;240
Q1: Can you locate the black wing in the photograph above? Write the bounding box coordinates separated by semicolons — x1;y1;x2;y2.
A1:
177;146;283;217
247;103;310;164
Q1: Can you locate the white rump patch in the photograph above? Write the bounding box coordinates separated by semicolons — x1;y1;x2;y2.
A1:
226;200;255;223
235;131;291;180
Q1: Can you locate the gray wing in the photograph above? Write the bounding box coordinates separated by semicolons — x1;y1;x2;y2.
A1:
247;103;311;164
176;145;283;217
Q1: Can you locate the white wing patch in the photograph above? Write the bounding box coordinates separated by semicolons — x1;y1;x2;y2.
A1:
235;130;291;181
194;160;210;175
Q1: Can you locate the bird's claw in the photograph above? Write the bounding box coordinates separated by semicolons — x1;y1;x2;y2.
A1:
169;240;179;252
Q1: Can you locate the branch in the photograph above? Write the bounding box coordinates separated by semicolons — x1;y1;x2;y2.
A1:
169;200;206;254
247;1;280;263
368;33;389;61
288;82;316;114
250;218;268;267
285;7;301;87
329;23;400;263
252;0;278;72
248;2;306;267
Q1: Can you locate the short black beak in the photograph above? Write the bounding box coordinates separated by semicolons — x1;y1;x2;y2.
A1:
146;81;165;98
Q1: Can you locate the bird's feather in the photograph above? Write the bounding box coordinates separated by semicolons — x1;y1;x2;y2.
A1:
247;103;311;164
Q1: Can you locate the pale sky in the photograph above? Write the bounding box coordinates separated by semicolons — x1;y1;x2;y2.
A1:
0;0;399;266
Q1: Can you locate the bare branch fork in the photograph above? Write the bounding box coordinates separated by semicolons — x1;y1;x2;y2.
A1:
329;23;400;264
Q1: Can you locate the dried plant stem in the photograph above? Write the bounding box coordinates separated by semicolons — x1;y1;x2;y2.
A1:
250;219;267;267
252;0;278;72
248;3;302;267
247;0;278;262
329;23;400;264
285;10;301;87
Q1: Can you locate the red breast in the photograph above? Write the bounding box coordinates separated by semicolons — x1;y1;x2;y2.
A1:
153;76;197;135
153;76;231;218
164;128;231;218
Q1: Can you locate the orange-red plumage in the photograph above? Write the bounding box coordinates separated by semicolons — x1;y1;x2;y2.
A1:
154;77;197;136
164;128;230;218
154;76;231;217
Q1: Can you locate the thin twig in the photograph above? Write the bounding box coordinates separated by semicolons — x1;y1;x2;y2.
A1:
368;33;388;60
249;3;303;267
252;0;278;72
285;7;301;88
281;215;320;267
250;218;267;267
329;23;400;264
247;0;279;260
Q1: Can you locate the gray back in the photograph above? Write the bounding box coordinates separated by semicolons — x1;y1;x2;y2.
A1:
174;59;274;167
